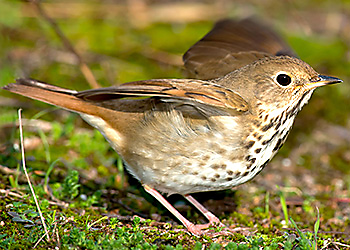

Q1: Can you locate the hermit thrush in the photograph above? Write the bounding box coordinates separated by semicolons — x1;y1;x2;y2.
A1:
3;19;341;235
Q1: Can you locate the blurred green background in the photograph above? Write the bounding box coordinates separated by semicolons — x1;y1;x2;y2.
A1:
0;0;349;247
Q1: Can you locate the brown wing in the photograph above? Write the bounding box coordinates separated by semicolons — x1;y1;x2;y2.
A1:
183;18;296;80
4;78;249;116
76;79;249;114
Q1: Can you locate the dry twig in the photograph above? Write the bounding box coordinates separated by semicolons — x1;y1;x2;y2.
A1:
29;0;100;89
18;109;50;241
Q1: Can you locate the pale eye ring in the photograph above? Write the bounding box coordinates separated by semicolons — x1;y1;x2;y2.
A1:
276;73;292;86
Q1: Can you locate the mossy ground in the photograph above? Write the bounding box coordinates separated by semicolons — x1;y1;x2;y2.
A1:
1;1;350;249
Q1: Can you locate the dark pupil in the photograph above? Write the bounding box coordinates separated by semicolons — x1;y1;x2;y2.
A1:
276;74;291;86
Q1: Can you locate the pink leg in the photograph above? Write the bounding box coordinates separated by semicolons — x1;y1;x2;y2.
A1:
143;184;202;235
184;194;225;227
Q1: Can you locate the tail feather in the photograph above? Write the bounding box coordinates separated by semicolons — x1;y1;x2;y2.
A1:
3;78;102;116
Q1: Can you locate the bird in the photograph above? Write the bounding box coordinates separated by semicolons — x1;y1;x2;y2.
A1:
3;18;342;235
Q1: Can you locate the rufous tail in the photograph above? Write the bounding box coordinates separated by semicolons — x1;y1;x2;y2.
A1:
3;78;103;116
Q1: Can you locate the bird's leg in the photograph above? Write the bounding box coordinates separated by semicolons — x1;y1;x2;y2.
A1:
183;194;226;229
143;184;202;235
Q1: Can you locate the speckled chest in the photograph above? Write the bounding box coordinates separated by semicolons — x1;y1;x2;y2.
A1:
242;106;297;179
242;90;315;178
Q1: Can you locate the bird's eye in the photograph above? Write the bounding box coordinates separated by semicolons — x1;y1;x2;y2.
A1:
276;74;292;86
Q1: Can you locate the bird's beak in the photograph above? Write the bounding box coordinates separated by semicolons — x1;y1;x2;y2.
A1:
306;75;342;89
